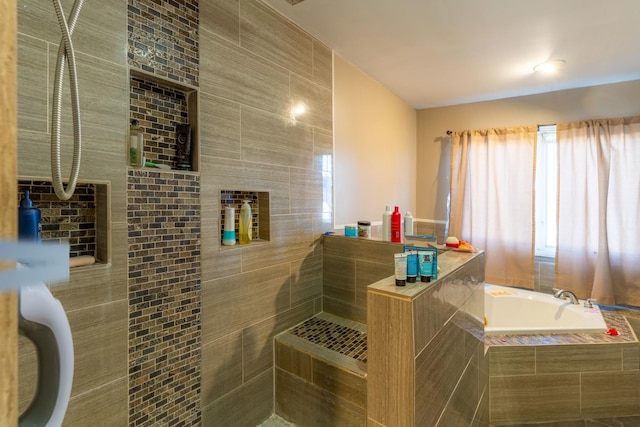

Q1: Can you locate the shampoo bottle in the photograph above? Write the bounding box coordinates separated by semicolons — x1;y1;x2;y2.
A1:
391;206;401;243
382;205;391;242
404;211;414;237
18;190;41;242
129;119;144;167
239;200;252;244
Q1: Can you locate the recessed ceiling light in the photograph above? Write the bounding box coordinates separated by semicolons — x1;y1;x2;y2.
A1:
533;59;566;74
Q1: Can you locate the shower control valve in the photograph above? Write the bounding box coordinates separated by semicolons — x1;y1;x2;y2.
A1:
584;298;597;308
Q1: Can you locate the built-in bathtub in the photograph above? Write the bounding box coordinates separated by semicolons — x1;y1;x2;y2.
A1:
485;283;608;335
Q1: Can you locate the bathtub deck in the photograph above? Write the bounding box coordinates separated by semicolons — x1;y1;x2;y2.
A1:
484;307;639;346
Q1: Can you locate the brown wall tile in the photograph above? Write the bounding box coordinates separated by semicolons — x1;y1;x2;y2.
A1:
312;358;367;408
536;344;622;374
201;331;243;404
490;373;581;424
276;368;366;427
323;254;356;303
203;369;274;427
200;0;239;43
489;346;536;377
240;0;313;81
200;31;289;115
242;300;319;382
581;370;640;419
414;322;466;427
63;377;128;427
276;341;313;382
17;34;47;133
68;300;128;397
201;263;291;342
313;41;333;90
367;292;414;426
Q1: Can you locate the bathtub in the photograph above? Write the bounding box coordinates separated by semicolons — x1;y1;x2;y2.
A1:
484;284;608;335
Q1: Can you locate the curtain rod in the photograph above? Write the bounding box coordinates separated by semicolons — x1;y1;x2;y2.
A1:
446;130;452;135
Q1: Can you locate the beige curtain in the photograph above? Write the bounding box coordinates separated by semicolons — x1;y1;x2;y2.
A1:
556;117;640;305
449;127;537;288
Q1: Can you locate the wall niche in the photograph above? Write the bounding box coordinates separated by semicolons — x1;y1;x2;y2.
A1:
220;190;271;246
18;179;110;263
129;69;199;172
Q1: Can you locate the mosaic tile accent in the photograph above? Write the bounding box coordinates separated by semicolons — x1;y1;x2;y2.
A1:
290;317;368;363
128;0;199;87
130;76;192;169
220;190;261;243
127;169;201;427
18;181;96;258
484;309;637;347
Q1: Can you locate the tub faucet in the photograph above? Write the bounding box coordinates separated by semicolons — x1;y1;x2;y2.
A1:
554;289;579;305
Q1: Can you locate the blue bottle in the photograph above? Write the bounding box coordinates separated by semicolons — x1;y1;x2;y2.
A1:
18;190;41;242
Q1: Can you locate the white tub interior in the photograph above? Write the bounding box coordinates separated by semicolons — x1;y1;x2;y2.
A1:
484;284;608;335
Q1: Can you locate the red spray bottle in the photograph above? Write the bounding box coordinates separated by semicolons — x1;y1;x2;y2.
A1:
391;206;402;243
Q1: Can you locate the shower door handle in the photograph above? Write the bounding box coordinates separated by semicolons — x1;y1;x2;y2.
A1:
19;282;74;427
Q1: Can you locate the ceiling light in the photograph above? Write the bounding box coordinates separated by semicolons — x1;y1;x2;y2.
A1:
533;59;566;74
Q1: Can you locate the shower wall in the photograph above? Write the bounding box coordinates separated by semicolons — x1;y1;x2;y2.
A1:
16;0;332;425
17;0;129;425
198;1;332;424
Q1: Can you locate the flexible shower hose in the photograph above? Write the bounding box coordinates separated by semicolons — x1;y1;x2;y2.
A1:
50;0;84;200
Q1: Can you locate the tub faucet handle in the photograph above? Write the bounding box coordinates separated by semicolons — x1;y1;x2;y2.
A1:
584;298;597;308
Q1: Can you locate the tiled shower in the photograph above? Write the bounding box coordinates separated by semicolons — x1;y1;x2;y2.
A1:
17;0;332;425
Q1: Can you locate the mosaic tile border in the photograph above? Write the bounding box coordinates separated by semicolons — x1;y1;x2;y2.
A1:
127;169;201;427
128;0;199;87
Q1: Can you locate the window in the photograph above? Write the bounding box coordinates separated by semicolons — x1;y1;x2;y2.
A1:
535;125;557;258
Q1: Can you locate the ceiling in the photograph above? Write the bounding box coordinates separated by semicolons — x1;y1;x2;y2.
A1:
262;0;640;109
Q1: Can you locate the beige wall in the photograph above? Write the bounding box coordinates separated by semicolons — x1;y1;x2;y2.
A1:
417;79;640;221
334;55;417;226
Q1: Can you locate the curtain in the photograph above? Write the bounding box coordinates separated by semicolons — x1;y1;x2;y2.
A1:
556;117;640;306
449;126;537;288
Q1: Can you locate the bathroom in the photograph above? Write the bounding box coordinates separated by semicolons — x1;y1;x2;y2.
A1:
2;0;640;426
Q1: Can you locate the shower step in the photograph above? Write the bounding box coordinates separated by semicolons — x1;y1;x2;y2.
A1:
274;312;367;426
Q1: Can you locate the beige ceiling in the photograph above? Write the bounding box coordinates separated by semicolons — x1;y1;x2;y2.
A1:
262;0;640;108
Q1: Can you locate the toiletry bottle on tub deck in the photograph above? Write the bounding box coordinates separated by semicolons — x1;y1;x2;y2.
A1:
391;206;401;242
382;205;391;241
239;200;252;244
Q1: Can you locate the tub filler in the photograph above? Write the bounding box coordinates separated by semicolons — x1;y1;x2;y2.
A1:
484;284;608;335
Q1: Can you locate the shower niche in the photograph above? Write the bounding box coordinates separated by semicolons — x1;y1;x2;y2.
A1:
220;190;271;246
129;69;199;173
17;179;110;265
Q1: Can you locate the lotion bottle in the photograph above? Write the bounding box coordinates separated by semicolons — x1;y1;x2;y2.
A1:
404;211;414;237
239;200;252;244
391;206;401;243
382;205;391;241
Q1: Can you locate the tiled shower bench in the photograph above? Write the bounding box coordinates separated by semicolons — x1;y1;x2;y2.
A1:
274;313;368;427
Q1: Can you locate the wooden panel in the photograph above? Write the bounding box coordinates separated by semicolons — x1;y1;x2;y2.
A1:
0;0;18;425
